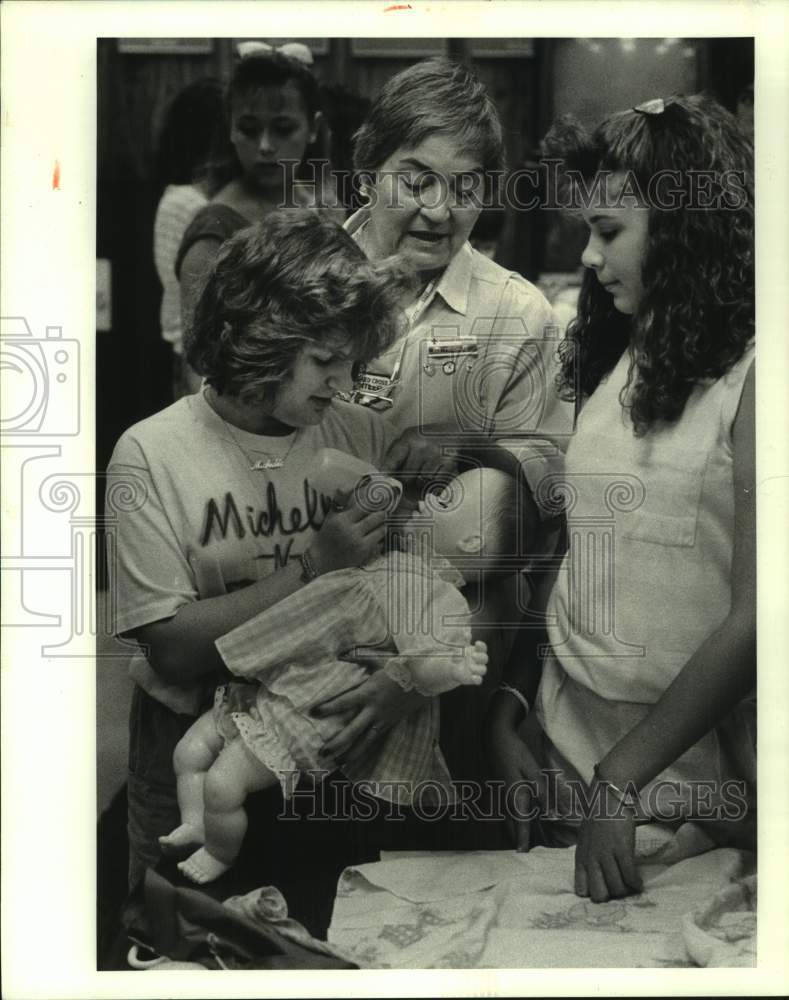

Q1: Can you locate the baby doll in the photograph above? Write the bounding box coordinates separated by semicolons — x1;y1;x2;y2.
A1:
161;464;518;884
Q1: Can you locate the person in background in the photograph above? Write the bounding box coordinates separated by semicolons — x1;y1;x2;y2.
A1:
489;95;755;900
153;78;225;399
468;205;506;260
177;46;324;394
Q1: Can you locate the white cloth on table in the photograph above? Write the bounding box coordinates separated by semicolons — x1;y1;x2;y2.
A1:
328;823;756;968
681;874;756;967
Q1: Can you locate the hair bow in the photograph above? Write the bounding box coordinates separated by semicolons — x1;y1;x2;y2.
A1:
633;97;666;115
236;40;314;66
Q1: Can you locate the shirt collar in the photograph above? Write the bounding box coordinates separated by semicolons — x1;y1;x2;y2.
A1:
432;241;472;316
345;208;473;317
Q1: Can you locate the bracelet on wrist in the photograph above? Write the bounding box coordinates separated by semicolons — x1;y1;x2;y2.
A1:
299;547;319;584
498;683;531;716
593;763;640;812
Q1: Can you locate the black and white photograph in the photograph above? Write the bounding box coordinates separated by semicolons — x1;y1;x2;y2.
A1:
2;2;788;996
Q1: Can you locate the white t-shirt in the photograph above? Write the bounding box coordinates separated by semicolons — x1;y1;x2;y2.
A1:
106;389;392;713
153;183;209;354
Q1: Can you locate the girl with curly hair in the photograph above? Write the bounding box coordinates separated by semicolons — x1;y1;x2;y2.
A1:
489;94;755;902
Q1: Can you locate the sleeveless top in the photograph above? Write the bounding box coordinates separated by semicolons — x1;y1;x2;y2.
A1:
535;343;756;798
543;341;755;703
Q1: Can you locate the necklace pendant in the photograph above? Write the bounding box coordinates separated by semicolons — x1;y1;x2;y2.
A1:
251;457;284;471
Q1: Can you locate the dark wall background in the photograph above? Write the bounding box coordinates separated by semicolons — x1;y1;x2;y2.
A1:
96;36;753;475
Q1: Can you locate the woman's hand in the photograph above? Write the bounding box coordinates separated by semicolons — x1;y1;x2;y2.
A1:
310;490;387;575
486;692;539;851
574;793;643;903
312;670;428;767
384;425;459;487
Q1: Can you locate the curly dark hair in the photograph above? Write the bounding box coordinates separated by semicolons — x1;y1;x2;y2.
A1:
542;93;754;433
185;209;407;402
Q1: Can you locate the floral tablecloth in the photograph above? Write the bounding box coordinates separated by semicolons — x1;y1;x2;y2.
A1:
328;824;756;968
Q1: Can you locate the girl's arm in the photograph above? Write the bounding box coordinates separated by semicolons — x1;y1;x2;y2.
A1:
179;239;220;392
577;363;755;901
179;238;220;338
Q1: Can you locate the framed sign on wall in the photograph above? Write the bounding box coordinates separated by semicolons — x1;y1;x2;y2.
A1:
116;38;215;55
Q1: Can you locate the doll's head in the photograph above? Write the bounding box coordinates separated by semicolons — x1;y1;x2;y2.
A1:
403;467;518;576
543;93;753;433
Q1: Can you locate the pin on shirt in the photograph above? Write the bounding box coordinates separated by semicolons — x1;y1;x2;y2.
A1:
425;335;478;377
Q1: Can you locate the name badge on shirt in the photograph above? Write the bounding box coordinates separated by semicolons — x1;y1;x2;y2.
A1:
423;337;478;376
339;369;397;411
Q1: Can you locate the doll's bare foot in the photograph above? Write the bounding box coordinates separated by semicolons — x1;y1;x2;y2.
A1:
177;847;231;884
411;640;488;695
454;640;488;686
159;822;204;856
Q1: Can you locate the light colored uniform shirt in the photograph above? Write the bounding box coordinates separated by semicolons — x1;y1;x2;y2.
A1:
344;209;575;517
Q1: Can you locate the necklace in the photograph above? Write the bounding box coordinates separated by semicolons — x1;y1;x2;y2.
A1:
204;388;300;471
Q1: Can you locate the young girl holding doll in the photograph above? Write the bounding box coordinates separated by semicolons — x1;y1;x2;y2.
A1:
160;464;522;884
489;94;756;903
107;211;434;898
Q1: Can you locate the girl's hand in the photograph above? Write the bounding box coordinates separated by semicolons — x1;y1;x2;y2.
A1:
486;694;538;851
310;490;387;574
384;427;459;486
574;801;643;903
312;670;427;768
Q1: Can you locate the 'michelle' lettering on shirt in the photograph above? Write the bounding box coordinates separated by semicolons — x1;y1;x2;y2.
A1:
200;482;334;559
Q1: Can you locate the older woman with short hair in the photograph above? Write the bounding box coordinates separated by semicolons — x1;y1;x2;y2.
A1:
344;58;568;443
309;59;573;833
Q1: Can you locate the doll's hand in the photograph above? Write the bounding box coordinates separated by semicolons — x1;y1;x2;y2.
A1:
312;670;427;768
486;692;538;852
574;799;643;902
310;489;387;574
384;426;459;488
